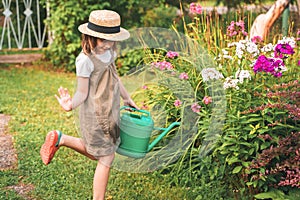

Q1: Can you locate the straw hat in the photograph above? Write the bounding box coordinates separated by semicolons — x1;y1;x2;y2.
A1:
78;10;130;41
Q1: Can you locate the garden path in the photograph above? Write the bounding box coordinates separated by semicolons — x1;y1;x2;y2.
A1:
0;114;35;199
0;114;16;170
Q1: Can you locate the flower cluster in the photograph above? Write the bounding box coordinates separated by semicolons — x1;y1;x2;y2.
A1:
191;102;201;113
253;55;286;77
235;69;251;83
252;37;296;77
274;43;295;58
201;68;224;82
174;99;182;107
223;69;251;89
218;36;297;78
166;51;179;59
151;60;174;70
223;76;239;90
179;72;189;80
251;36;263;44
203;96;212;105
227;39;259;59
226;20;248;37
252;38;295;78
189;2;202;15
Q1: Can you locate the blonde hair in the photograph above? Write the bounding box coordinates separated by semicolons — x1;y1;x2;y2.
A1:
81;34;117;55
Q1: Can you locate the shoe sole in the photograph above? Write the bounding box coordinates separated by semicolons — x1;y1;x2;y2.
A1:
40;130;59;165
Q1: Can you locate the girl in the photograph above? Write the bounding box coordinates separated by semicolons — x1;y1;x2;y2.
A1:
40;10;138;200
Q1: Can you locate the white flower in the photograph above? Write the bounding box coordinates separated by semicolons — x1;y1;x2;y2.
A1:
201;68;224;82
223;55;233;60
227;42;237;47
217;49;233;60
261;43;274;52
234;41;246;59
277;36;296;48
222;49;229;55
223;76;239;90
246;41;259;57
236;49;243;59
235;69;251;83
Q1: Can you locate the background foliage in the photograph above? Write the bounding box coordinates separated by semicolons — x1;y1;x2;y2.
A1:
1;0;300;199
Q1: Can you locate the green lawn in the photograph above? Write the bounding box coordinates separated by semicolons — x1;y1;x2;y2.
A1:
0;65;194;200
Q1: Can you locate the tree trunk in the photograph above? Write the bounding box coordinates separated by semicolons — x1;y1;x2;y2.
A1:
297;0;300;17
249;0;291;40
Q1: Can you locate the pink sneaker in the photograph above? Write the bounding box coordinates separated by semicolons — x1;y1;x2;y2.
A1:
40;130;62;165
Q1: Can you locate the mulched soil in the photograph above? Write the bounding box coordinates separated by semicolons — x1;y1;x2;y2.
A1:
0;114;35;199
0;114;17;170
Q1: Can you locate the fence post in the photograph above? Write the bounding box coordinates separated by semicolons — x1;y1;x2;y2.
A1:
282;3;290;36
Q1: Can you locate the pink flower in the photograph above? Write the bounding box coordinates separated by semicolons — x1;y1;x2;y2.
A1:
189;2;202;14
179;72;189;80
152;61;174;70
174;99;182;107
191;103;201;113
142;85;148;89
166;51;179;59
203;96;212;105
298;60;300;66
226;20;248;37
251;36;263;43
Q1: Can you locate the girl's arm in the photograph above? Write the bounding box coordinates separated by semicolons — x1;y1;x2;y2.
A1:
119;79;139;109
55;77;89;111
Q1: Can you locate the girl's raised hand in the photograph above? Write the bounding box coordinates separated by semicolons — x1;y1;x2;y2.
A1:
55;86;72;112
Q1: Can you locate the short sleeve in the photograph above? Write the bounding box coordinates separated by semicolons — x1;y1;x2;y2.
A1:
75;53;94;77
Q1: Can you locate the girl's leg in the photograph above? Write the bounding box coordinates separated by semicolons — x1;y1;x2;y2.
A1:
93;154;115;200
59;134;97;160
41;131;96;165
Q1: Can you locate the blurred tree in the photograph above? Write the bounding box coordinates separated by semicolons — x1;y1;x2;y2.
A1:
215;0;268;8
142;5;178;27
250;0;291;39
297;0;300;17
107;0;165;27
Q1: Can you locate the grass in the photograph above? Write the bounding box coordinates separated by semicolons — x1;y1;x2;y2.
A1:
0;65;195;200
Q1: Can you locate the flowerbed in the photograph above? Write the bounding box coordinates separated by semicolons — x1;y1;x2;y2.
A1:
130;2;300;199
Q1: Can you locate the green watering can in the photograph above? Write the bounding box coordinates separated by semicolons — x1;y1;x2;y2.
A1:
117;106;180;158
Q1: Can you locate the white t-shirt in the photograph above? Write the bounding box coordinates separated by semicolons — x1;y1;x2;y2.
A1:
75;50;116;77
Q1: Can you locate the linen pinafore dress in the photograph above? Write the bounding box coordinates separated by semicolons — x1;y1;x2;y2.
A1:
79;50;120;158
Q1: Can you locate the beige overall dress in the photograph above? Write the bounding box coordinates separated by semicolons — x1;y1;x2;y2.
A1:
79;50;120;159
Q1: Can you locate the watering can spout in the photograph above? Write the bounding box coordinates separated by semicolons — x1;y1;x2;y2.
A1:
147;122;180;152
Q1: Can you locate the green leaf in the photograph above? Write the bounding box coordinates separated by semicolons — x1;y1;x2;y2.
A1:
260;142;270;150
227;157;240;165
254;189;286;200
232;166;243;174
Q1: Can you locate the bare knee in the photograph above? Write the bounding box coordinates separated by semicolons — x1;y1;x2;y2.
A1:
97;153;115;168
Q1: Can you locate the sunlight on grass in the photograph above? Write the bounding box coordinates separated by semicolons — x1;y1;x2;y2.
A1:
0;66;194;199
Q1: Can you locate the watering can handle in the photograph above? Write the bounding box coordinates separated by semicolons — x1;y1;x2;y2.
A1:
120;106;151;117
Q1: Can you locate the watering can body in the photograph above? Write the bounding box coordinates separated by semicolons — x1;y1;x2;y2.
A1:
117;106;180;158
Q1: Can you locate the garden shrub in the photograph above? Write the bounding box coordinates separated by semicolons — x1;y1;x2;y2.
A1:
129;2;300;199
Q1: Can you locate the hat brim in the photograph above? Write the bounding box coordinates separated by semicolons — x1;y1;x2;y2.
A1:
78;23;130;41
